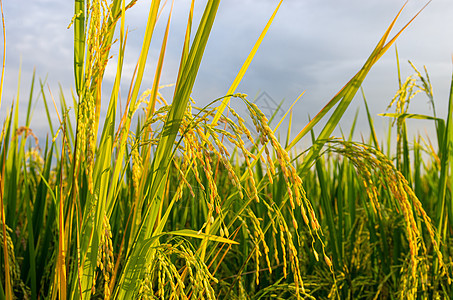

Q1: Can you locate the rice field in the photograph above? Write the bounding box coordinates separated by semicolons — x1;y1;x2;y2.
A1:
0;1;452;299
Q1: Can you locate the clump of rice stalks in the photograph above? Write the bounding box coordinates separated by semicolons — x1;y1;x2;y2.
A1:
95;215;115;298
382;60;437;174
324;139;448;298
135;93;326;297
240;96;329;287
133;238;218;300
0;222;30;298
71;0;120;194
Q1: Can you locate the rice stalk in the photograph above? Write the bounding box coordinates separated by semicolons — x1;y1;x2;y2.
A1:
324;139;448;298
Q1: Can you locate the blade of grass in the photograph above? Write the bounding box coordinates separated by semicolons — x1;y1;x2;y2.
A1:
25;69;36;127
362;88;380;150
212;0;283;126
73;0;85;97
0;139;11;300
6;92;20;228
167;229;239;244
174;0;194;92
434;60;453;275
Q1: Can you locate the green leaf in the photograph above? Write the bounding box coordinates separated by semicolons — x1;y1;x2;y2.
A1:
167;229;239;245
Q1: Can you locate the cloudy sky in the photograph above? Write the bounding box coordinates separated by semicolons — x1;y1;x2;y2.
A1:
1;0;452;146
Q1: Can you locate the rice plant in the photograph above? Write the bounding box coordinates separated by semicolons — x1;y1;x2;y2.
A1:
1;1;452;299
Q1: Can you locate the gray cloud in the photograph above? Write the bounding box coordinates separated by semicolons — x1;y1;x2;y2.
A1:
1;0;452;145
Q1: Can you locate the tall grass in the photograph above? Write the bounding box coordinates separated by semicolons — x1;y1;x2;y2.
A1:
0;1;452;299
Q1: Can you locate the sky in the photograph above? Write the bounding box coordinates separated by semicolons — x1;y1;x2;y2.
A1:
1;0;453;148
